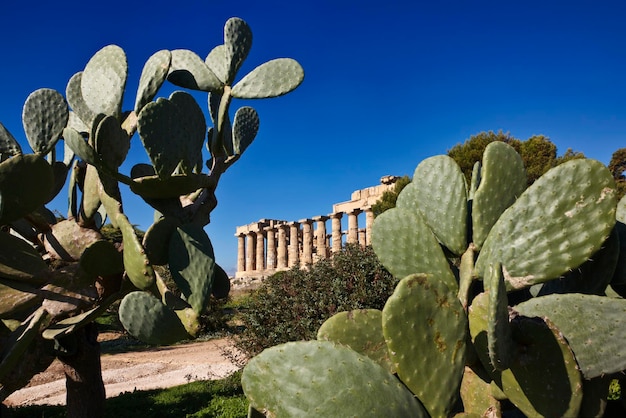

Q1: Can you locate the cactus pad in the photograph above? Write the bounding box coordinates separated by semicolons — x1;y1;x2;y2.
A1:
117;213;155;290
371;205;457;290
135;50;171;113
460;365;502;417
382;274;467;418
167;49;222;92
137;97;186;178
231;106;259;156
63;127;102;168
205;45;228;84
118;291;190;345
472;142;526;249
0;154;53;224
0;231;47;283
223;17;252;84
211;264;231;300
22;88;68;156
142;216;179;265
469;292;583;417
485;262;514;371
79;240;123;278
168;91;206;173
66;72;96;127
476;159;617;290
168;224;215;314
242;340;427;417
231;58;304;99
94;115;130;169
0;123;22;156
43;219;102;261
317;309;394;373
0;279;42;318
515;293;626;378
81;45;127;118
410;155;468;255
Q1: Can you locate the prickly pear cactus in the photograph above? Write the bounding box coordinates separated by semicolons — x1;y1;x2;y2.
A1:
0;16;303;404
243;141;626;417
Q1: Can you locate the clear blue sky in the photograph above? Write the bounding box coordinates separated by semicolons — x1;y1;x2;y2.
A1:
1;1;625;275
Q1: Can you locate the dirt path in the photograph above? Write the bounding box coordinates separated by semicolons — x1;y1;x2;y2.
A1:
4;334;245;407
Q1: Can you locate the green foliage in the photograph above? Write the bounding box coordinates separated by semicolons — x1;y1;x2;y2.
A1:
242;142;626;417
371;175;410;216
447;130;585;186
8;371;248;418
610;147;626;201
235;244;398;356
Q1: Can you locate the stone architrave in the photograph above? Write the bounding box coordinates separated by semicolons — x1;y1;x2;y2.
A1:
299;219;314;266
347;208;362;244
365;208;375;246
255;230;265;272
236;233;246;274
265;227;277;270
234;177;401;281
313;215;329;260
288;221;300;267
246;232;256;272
330;212;343;253
277;224;288;269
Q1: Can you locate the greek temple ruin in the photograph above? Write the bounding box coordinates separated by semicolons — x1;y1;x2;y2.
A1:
234;175;399;283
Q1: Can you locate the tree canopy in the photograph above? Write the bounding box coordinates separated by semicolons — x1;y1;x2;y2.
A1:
447;131;585;186
609;148;626;201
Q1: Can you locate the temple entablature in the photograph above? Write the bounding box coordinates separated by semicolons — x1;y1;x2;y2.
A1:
233;176;400;284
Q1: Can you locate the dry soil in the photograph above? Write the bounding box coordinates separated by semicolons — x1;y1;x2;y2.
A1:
4;333;244;407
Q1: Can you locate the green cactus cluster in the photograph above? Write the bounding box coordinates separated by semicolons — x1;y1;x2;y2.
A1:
242;141;626;417
0;17;303;403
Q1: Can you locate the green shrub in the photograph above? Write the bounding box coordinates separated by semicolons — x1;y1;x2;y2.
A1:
235;244;398;356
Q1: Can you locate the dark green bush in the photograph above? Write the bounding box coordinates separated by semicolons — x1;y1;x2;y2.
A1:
235;244;398;356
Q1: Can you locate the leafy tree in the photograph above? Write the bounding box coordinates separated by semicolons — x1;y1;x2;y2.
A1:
447;131;521;183
448;131;585;186
371;175;411;216
609;148;626;201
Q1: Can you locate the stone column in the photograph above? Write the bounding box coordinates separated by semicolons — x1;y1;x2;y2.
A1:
358;228;366;247
313;215;329;260
265;227;276;270
236;233;246;274
365;208;375;246
245;232;256;272
299;219;314;266
330;212;343;253
347;208;362;244
255;230;265;272
277;224;288;269
288;221;300;267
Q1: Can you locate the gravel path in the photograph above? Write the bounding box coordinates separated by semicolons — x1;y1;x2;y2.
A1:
4;335;244;407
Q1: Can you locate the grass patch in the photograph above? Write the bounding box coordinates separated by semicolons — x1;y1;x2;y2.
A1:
8;371;248;418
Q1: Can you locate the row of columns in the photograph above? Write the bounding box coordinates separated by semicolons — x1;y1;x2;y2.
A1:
235;208;374;278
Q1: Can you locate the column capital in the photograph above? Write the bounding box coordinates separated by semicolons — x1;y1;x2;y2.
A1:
329;212;343;219
298;218;313;224
348;208;363;216
312;215;329;222
287;221;300;227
